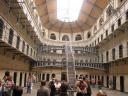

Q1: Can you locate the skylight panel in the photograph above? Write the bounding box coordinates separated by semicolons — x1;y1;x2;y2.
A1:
57;0;84;22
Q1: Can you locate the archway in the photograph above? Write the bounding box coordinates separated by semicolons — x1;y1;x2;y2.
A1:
19;72;23;86
113;76;116;90
24;73;27;87
120;76;124;92
13;72;17;85
46;74;50;81
61;72;67;81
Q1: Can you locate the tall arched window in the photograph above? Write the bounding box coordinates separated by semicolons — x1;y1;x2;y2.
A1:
8;29;14;45
0;19;4;39
75;34;82;41
87;32;91;39
62;35;69;41
50;33;56;40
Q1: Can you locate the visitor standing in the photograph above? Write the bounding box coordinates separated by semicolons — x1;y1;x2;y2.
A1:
12;86;23;96
59;80;68;96
75;76;88;96
0;79;2;96
54;79;61;95
2;71;14;96
26;73;33;93
37;81;50;96
83;77;92;96
48;74;56;96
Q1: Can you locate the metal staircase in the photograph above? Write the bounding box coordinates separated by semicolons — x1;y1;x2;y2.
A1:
65;42;76;95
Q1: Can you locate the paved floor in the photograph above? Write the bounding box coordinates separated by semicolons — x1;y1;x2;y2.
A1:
22;83;128;96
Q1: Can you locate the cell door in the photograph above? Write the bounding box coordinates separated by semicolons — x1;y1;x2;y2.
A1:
19;72;23;86
13;72;17;85
113;76;116;90
120;76;124;92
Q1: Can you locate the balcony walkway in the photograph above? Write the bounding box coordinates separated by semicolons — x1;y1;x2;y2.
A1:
22;83;128;96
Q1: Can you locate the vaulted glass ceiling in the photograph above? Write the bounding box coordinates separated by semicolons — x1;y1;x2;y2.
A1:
57;0;84;22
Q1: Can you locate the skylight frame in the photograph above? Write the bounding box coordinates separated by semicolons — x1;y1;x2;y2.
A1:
57;0;84;22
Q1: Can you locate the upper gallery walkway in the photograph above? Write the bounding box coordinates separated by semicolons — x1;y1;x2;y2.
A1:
22;83;128;96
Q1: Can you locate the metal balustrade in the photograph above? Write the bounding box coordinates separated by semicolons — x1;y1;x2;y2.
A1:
32;61;106;70
38;45;97;53
0;16;36;60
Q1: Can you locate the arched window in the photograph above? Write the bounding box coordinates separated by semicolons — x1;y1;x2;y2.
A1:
93;26;97;33
50;33;56;40
99;17;104;26
8;29;14;45
75;34;82;41
62;35;69;41
0;19;4;39
106;5;113;17
87;32;91;38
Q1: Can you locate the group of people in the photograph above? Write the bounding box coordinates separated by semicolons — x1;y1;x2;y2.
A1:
37;74;69;96
0;71;23;96
75;76;107;96
0;71;36;96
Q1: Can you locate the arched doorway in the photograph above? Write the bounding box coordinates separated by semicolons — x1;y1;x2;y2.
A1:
113;76;116;90
42;74;45;80
13;72;17;85
120;76;124;92
19;72;22;86
24;73;27;87
61;72;67;81
106;76;109;88
46;74;50;81
102;76;104;85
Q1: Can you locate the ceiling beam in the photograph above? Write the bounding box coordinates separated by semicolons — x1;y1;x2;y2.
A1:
81;10;97;20
86;0;103;11
45;0;50;24
47;21;58;30
69;23;73;33
59;22;65;32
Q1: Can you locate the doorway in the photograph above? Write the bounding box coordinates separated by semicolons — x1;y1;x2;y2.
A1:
42;74;45;80
102;76;104;84
61;72;67;81
19;72;23;86
120;76;124;92
106;76;109;88
24;73;27;87
13;72;17;85
113;76;116;90
46;74;50;81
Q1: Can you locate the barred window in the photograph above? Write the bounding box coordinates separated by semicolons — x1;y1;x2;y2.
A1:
8;29;14;45
119;45;123;58
112;48;115;60
0;19;4;39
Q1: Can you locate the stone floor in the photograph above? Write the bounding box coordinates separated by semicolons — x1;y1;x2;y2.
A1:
22;83;128;96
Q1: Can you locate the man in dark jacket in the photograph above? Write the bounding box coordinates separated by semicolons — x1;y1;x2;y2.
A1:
37;81;50;96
